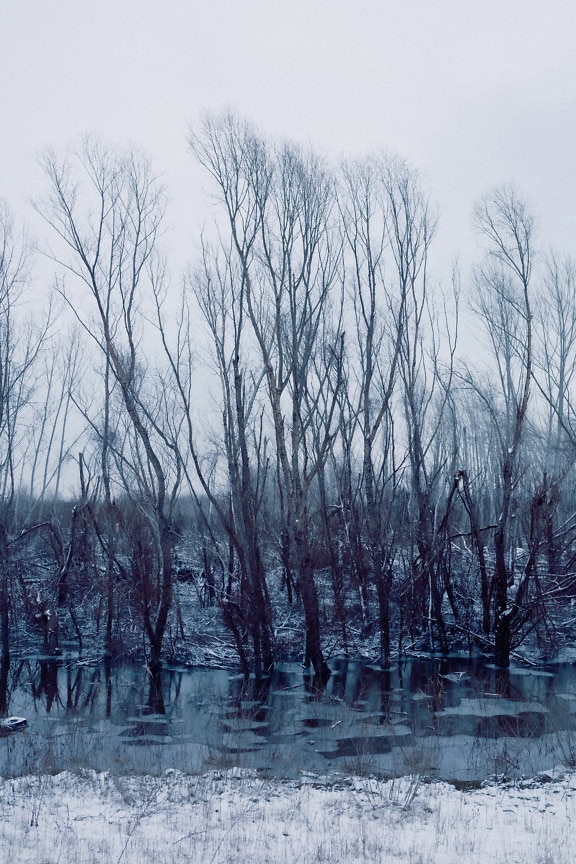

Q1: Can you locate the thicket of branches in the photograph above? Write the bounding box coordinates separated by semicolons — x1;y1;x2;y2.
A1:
2;115;576;676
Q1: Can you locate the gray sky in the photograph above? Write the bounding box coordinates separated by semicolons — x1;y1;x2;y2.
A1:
3;0;576;276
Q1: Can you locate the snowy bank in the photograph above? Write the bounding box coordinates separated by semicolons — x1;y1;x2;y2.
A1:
1;767;575;863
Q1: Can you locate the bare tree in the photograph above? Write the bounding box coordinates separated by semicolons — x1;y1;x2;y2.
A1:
24;339;80;511
338;155;409;664
190;114;343;680
384;160;459;654
178;242;275;675
0;202;52;659
472;185;534;667
532;254;576;574
36;139;181;671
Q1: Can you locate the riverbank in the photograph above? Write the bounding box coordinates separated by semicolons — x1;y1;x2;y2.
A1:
1;767;575;863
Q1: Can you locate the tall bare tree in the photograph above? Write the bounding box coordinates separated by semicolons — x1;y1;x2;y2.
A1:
472;185;534;667
177;243;275;675
36;139;181;671
532;255;576;574
338;156;410;664
191;114;343;680
0;202;52;659
384;160;459;654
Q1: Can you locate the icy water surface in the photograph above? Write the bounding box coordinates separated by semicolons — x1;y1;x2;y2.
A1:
2;655;576;782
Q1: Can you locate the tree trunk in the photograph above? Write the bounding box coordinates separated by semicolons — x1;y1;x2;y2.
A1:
295;525;330;682
493;524;511;668
0;525;9;662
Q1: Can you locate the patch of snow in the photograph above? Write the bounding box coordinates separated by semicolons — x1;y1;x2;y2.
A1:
1;768;575;863
438;697;547;718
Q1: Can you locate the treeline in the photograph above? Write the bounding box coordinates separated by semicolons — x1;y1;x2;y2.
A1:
1;113;576;676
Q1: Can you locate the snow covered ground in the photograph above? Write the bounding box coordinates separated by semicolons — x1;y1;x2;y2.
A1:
1;767;575;863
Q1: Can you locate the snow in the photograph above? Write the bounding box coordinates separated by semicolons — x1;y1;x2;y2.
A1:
439;697;548;717
1;767;575;863
0;717;28;732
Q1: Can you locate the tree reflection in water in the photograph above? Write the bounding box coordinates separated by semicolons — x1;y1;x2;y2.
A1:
0;656;9;716
32;660;60;712
0;656;573;782
145;664;166;715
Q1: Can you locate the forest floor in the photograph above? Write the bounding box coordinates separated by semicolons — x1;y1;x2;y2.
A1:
18;541;576;670
1;765;575;863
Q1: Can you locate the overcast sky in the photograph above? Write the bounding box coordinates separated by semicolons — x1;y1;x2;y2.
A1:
3;0;576;278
